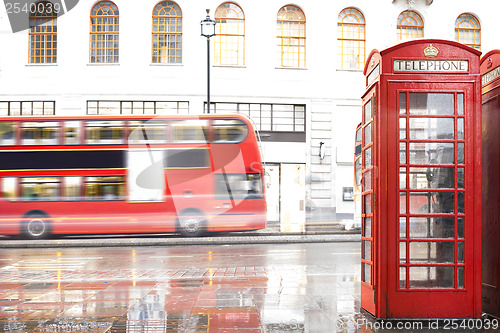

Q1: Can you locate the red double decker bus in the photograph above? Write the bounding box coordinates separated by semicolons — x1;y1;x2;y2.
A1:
0;114;266;239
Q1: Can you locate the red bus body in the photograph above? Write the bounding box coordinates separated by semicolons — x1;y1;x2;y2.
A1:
0;114;266;238
349;123;362;231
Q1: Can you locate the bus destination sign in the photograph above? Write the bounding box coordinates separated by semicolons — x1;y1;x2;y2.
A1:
393;59;469;73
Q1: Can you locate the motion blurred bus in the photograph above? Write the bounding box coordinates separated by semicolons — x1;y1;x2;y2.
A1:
0;114;266;239
353;122;362;229
342;123;362;231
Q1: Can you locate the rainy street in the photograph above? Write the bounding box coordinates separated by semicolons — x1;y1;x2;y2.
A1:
0;242;363;332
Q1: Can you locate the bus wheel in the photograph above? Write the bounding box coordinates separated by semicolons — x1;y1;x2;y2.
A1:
178;213;206;237
21;212;52;240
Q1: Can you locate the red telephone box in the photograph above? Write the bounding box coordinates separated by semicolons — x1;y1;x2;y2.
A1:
361;39;482;319
480;50;500;318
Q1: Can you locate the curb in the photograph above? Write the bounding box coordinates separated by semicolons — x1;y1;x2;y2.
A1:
0;233;361;248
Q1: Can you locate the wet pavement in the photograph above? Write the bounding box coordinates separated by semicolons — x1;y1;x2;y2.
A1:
0;241;498;332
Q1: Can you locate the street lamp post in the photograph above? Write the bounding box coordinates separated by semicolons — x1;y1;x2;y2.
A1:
200;9;216;114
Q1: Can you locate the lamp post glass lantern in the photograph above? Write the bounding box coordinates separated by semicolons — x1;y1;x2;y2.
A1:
201;9;216;113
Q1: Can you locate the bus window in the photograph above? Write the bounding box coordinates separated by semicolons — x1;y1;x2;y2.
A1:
215;173;264;199
64;176;82;201
171;120;208;143
165;148;209;168
64;121;81;145
355;157;362;187
84;176;125;200
0;122;16;145
1;177;16;201
85;121;124;144
21;177;60;201
22;122;59;145
128;120;166;144
212;119;248;143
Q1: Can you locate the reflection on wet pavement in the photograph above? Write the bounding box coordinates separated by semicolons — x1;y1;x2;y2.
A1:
0;243;495;332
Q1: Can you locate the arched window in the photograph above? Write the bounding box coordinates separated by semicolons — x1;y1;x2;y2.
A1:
455;13;480;50
29;1;57;64
152;1;182;64
215;2;245;66
277;5;305;68
397;10;423;42
337;8;365;70
90;1;119;63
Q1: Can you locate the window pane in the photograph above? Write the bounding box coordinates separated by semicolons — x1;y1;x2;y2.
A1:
409;266;454;289
364;240;371;261
409;242;455;264
409;143;454;165
128;120;166;144
171;120;208;143
165;149;209;168
2;177;17;200
364;147;371;167
21;177;60;201
212;119;249;143
363;170;372;191
409;118;454;140
64;121;80;145
400;93;407;114
400;242;406;262
364;217;371;237
400;267;407;288
85;176;125;200
85;121;124;144
409;167;455;189
0;122;16;145
400;143;406;164
215;173;263;200
400;217;407;238
363;263;371;284
410;192;454;214
409;217;455;238
64;177;82;201
364;101;372;123
364;123;372;143
22;121;59;145
400;168;406;189
409;93;454;115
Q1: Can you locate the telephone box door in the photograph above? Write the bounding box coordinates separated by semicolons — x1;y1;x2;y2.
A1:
386;82;480;318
